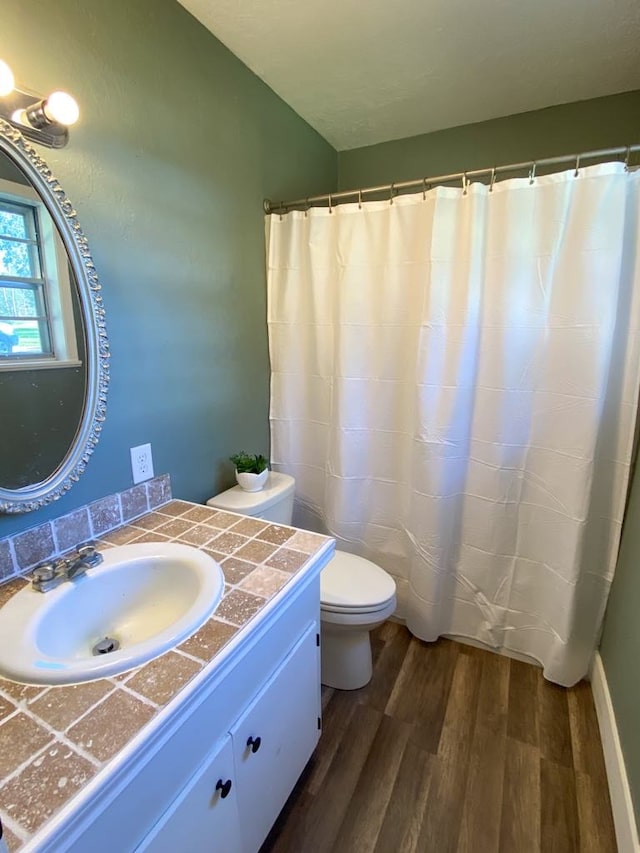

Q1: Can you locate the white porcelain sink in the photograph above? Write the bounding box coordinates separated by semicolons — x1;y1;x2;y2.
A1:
0;542;224;685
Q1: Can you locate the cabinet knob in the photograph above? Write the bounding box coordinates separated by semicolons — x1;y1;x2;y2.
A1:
215;778;232;799
247;735;261;753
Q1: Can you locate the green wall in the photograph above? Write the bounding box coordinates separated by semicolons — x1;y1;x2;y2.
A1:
340;94;640;830
600;483;640;826
338;90;640;189
0;0;337;538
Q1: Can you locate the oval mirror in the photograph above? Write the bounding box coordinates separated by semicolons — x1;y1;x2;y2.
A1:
0;119;109;513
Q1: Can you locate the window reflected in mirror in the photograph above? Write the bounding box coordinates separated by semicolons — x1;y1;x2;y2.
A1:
0;177;79;368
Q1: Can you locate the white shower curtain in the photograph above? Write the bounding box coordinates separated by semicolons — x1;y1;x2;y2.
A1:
266;163;640;685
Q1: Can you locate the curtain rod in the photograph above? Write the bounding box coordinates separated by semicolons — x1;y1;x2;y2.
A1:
263;143;640;215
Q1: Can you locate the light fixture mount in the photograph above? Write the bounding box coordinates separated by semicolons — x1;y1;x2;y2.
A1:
1;88;70;149
0;59;79;152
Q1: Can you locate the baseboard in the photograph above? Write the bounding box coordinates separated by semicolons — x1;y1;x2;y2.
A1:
590;652;640;853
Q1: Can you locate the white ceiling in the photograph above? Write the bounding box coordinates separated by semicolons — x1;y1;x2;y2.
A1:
178;0;640;151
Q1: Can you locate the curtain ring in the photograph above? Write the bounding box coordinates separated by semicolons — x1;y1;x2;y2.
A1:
358;189;362;210
489;168;497;192
279;201;284;222
304;198;309;218
389;183;395;205
624;146;631;171
574;155;581;177
529;162;537;184
462;172;468;196
328;193;333;214
422;177;427;200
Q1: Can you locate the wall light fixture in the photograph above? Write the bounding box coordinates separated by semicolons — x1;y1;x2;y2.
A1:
0;59;79;148
0;60;15;97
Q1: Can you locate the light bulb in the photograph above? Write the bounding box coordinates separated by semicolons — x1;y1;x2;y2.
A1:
0;60;14;97
43;91;79;126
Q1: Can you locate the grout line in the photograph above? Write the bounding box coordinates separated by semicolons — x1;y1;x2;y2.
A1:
10;692;136;771
18;686;118;741
0;685;48;707
105;672;136;686
0;706;20;727
6;537;19;582
116;682;161;710
41;730;102;770
115;492;125;526
0;807;29;843
87;507;97;542
50;522;61;557
0;687;130;774
0;737;58;790
171;647;208;666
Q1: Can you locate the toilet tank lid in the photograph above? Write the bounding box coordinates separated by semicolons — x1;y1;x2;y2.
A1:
206;471;295;517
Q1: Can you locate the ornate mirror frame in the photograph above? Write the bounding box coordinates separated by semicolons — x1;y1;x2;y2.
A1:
0;119;109;513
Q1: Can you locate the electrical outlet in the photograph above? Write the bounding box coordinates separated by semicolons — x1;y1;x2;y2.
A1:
130;443;154;484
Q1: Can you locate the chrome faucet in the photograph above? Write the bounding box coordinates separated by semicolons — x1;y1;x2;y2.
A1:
31;543;103;593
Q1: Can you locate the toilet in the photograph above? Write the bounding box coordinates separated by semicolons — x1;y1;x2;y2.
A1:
207;472;396;690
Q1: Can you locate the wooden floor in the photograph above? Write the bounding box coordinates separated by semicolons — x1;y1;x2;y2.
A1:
260;622;616;853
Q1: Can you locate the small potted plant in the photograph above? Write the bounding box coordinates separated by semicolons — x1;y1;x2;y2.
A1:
230;451;269;492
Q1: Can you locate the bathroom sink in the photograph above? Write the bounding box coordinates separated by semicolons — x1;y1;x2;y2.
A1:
0;542;224;685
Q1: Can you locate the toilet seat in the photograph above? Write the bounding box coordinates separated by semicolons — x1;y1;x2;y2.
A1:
320;551;396;614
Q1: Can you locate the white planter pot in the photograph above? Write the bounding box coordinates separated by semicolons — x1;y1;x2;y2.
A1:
235;468;269;492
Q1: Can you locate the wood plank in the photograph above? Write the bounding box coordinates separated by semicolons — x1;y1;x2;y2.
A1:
567;680;616;850
538;677;574;768
417;651;482;853
499;738;540;853
377;619;402;643
540;757;580;853
306;688;359;796
567;680;610;780
386;636;459;753
475;648;511;736
574;770;617;853
283;703;383;853
260;776;315;853
373;744;433;853
435;651;483;761
321;685;335;712
352;621;412;713
457;653;510;853
507;659;540;747
332;713;412;852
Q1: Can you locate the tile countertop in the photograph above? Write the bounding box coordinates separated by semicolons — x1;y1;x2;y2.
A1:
0;500;332;852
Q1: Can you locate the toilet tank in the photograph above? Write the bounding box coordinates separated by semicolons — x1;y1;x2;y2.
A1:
206;472;295;524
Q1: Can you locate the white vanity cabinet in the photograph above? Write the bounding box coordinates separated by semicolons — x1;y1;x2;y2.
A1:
230;623;319;853
141;623;319;853
32;564;326;853
138;735;241;852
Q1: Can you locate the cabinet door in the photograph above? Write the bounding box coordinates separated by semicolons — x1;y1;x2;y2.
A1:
138;734;241;853
231;623;320;853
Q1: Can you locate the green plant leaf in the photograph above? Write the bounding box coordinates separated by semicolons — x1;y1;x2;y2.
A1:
230;451;269;474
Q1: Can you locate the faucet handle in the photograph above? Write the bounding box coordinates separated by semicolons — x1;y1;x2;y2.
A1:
31;561;65;592
77;542;97;559
77;542;103;568
32;562;56;583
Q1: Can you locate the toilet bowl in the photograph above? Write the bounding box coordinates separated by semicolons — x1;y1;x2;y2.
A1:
206;472;397;690
320;551;396;689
